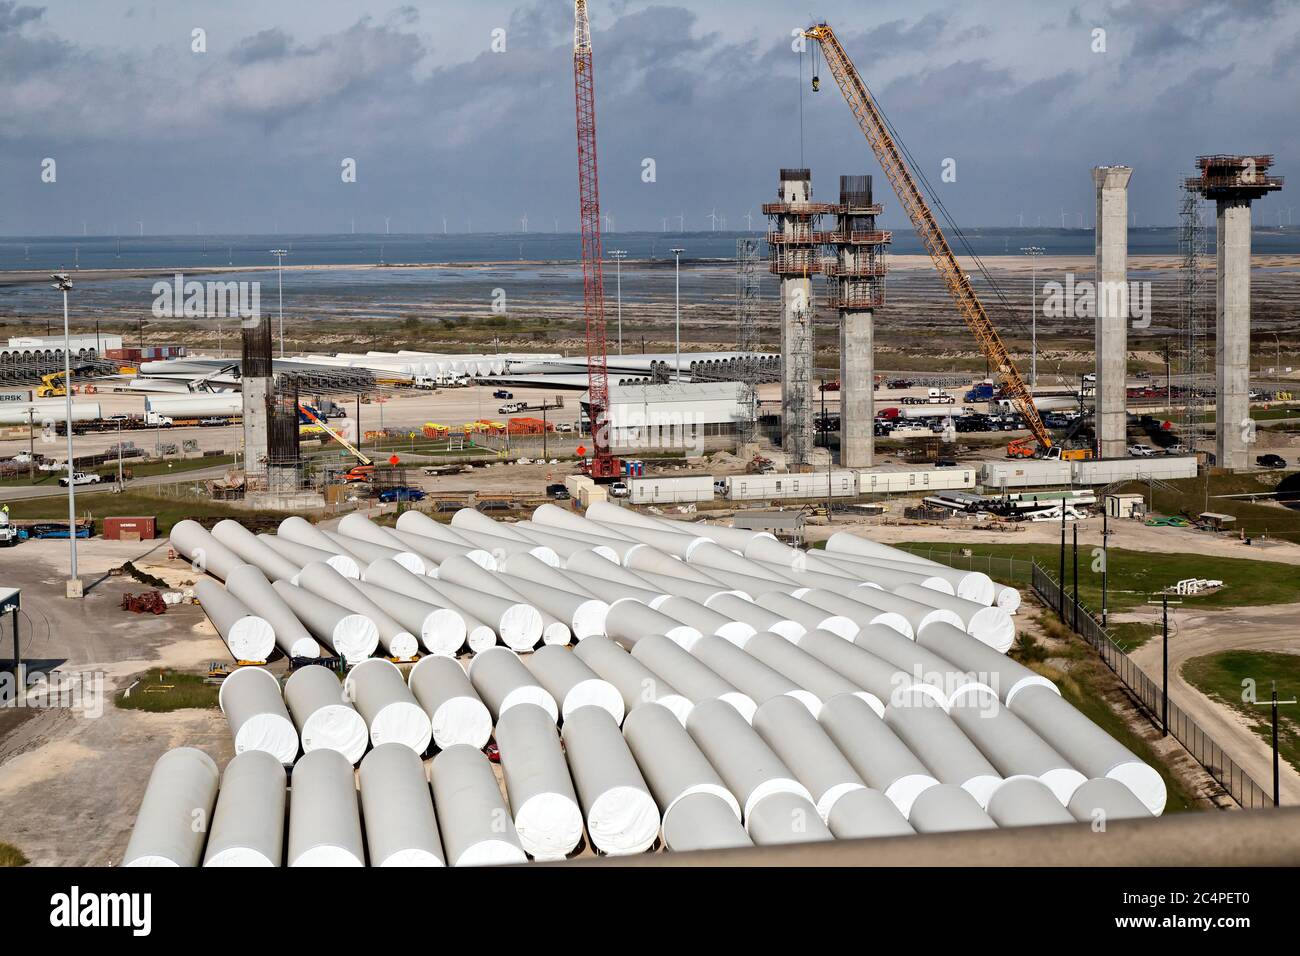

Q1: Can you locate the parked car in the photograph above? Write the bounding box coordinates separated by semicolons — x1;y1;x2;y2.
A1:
58;471;102;487
555;422;574;433
492;390;513;400
934;458;958;468
198;417;229;427
1256;453;1288;469
1127;444;1155;457
609;481;630;498
545;483;571;500
378;486;426;503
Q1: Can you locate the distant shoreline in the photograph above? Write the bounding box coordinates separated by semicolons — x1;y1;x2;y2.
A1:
5;252;1298;286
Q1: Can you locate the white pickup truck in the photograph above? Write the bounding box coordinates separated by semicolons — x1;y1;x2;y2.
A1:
58;471;103;487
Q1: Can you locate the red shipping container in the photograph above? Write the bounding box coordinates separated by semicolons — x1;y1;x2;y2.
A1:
103;516;156;540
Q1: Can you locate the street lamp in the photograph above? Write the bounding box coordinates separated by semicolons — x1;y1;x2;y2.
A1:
51;273;80;597
610;250;628;356
1020;246;1045;388
671;248;685;383
270;249;288;359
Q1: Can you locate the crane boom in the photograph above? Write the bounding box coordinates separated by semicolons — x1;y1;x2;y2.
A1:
573;0;619;478
298;402;371;465
804;23;1053;454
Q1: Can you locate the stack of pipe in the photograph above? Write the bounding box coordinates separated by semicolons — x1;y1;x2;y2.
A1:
155;506;1179;856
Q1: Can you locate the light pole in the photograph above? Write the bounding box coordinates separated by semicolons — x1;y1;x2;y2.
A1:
671;248;684;382
1272;332;1282;397
610;250;627;356
52;273;80;597
1020;246;1044;388
270;249;288;359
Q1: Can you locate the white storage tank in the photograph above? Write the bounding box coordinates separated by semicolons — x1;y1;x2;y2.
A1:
628;474;715;505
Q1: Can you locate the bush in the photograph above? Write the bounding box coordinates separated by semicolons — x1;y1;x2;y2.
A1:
1010;632;1049;665
0;843;28;867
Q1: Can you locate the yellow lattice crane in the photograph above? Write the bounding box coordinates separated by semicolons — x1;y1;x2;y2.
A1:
805;22;1075;460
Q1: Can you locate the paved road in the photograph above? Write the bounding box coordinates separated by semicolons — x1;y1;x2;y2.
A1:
1130;603;1300;806
1;464;233;501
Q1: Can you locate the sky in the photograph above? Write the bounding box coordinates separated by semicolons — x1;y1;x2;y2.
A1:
1;0;1297;236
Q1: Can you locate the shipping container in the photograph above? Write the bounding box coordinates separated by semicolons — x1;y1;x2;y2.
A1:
103;516;156;540
856;468;976;495
628;474;715;505
979;460;1073;490
1071;456;1197;485
724;470;858;502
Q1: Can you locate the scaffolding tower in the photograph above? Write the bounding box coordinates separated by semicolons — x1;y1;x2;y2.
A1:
1177;187;1209;453
735;237;763;445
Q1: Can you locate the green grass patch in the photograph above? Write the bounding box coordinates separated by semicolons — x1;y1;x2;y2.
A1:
901;541;1300;613
0;454;235;488
115;671;220;713
3;491;303;536
1182;651;1300;776
1112;473;1300;544
0;842;28;867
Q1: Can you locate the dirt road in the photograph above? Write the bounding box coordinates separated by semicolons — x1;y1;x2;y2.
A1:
1128;603;1300;806
0;538;232;865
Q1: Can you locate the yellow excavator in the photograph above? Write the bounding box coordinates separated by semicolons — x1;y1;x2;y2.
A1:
804;23;1090;462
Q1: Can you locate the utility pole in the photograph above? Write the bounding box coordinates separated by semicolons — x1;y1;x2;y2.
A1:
610;250;627;356
1072;523;1079;632
671;248;684;383
1101;506;1110;626
1058;501;1066;618
52;273;80;597
1251;681;1296;807
1162;594;1169;736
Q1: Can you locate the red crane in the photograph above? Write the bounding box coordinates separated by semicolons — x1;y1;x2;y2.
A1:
572;0;620;480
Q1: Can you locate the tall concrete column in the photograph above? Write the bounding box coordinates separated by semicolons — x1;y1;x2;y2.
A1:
1185;154;1282;471
765;169;821;469
839;312;873;467
1092;166;1132;460
831;175;888;469
1216;200;1252;470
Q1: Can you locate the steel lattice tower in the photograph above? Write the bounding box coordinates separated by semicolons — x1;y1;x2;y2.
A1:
735;237;763;445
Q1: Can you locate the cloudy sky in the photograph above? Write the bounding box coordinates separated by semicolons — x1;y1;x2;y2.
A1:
2;0;1297;236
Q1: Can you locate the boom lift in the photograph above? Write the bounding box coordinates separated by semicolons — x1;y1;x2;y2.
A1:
572;0;621;480
803;23;1086;461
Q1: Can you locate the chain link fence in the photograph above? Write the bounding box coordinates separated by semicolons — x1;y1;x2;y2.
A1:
1030;561;1273;810
894;545;1035;585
